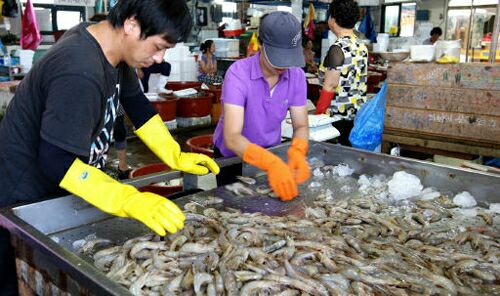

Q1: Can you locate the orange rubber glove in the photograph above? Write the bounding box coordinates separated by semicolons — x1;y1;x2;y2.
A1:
287;138;310;184
314;89;335;115
243;144;298;201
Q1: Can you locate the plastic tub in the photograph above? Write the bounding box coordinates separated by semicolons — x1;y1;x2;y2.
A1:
211;102;222;124
129;163;183;197
186;134;214;157
435;40;461;63
176;92;214;118
205;85;222;103
166;81;202;91
150;95;179;122
410;45;435;62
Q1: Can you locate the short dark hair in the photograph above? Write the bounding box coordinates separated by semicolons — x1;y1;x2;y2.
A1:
328;0;360;29
107;0;192;44
430;27;442;36
200;40;214;53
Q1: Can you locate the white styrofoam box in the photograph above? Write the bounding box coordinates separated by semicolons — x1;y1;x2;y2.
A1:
216;50;239;58
226;19;242;30
358;0;379;5
212;38;239;52
378;33;389;51
169;73;181;81
200;30;218;42
165;43;191;61
169;61;182;74
410;45;435;62
181;71;197;81
372;43;382;52
183;57;198;73
281;115;341;141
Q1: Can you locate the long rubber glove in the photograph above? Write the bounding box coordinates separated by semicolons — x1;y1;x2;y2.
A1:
243;144;298;201
135;114;219;175
287;138;310;184
60;158;184;236
314;89;335;115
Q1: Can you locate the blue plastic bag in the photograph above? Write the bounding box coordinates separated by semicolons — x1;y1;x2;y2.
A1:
349;81;387;151
358;10;377;44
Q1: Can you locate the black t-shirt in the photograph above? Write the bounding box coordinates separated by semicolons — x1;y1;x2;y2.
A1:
0;23;153;206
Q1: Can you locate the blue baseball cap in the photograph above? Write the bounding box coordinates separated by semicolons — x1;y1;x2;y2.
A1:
259;11;305;68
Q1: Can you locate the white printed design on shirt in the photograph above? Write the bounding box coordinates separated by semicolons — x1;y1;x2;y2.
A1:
88;84;120;168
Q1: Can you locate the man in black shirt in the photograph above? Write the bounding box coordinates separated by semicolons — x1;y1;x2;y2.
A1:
0;1;219;294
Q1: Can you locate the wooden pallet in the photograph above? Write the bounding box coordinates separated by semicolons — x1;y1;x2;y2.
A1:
384;63;500;158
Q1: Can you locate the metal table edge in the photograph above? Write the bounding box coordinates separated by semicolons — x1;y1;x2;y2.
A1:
0;208;131;295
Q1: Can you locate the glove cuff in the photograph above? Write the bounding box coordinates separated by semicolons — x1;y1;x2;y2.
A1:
290;138;308;156
314;89;335;115
243;143;280;171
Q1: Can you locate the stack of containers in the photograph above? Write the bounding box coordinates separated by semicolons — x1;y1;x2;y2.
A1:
212;38;239;58
200;29;218;42
164;43;198;81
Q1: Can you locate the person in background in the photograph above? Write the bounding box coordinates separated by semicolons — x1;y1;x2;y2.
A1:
314;0;368;146
423;27;442;45
303;39;318;74
213;11;310;202
198;39;223;85
139;61;171;93
0;1;219;293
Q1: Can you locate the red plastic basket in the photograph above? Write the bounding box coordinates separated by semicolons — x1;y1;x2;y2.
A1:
186;134;214;157
129;163;183;197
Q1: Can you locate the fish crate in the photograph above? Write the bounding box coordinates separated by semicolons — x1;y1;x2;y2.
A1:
1;142;500;295
383;62;500;158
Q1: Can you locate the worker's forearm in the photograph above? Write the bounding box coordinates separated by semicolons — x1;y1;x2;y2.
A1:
322;83;337;92
292;125;309;140
323;69;340;92
224;134;251;158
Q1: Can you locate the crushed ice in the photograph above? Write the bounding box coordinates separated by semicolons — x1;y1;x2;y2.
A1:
332;163;355;177
453;191;477;208
387;171;423;200
489;203;500;214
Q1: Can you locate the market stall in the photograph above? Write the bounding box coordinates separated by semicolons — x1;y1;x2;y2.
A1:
1;142;499;295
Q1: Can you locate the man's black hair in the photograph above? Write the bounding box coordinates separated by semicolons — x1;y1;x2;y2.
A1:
328;0;360;29
107;0;192;43
430;27;443;36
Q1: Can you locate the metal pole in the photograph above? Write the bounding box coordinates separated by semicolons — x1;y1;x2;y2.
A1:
443;0;449;40
489;1;500;64
465;2;474;62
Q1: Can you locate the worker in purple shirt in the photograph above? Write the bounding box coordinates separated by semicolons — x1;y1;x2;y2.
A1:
213;11;310;201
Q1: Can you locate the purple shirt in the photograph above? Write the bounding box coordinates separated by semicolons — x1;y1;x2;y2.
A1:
213;52;307;157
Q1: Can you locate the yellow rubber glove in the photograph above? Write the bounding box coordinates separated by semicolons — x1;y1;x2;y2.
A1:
60;158;185;236
287;138;311;184
135;114;220;175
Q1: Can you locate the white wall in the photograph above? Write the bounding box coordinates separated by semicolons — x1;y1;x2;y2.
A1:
418;0;447;28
